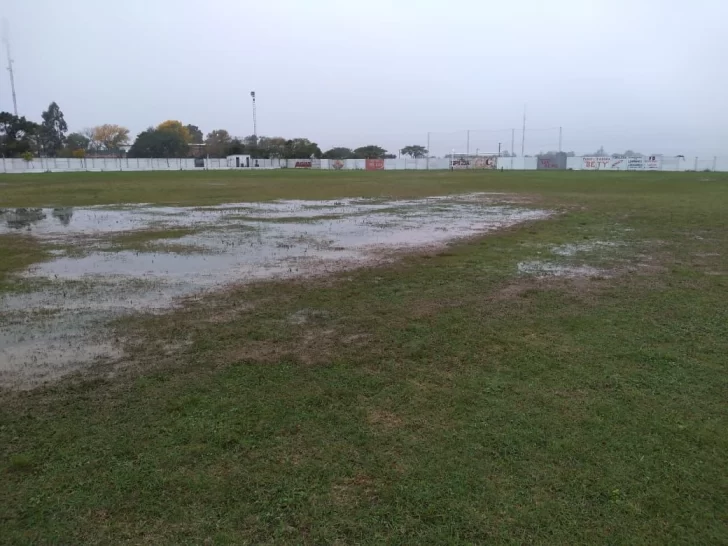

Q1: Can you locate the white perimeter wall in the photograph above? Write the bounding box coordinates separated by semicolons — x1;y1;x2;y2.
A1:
1;156;726;174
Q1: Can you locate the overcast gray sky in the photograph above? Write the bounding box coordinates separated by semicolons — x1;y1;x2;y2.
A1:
2;0;726;157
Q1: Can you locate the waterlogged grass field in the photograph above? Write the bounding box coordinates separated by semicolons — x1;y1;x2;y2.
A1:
1;170;727;544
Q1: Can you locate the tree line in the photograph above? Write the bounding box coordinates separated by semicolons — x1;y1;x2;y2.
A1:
0;103;434;160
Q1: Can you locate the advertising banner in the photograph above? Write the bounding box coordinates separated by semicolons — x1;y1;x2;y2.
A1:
581;157;625;170
451;159;471;170
646;155;662;170
472;156;497;169
330;159;345;170
291;159;321;169
537;154;567;170
365;159;385;171
627;157;645;170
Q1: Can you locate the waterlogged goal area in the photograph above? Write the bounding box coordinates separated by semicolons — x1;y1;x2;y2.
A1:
0;193;550;388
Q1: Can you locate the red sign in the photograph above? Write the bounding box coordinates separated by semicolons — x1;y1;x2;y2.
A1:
365;159;385;171
294;161;312;168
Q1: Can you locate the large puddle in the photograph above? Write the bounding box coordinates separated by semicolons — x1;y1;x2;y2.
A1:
0;194;550;388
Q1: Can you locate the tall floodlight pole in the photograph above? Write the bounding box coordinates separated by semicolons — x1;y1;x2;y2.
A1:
558;126;563;152
521;105;526;158
2;19;18;116
250;91;257;139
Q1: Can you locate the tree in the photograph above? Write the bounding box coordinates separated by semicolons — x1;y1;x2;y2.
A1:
322;147;355;159
93;124;130;155
128;127;189;158
40;102;68;156
60;132;90;157
383;153;396;159
157;120;191;143
592;145;607;156
400;145;428;158
185;124;203;144
0;112;39;157
66;132;90;151
354;145;387;159
285;138;321;159
204;129;232;157
257;136;286;158
225;138;246;156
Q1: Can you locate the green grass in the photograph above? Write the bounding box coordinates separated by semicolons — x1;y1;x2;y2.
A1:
0;168;721;208
1;170;727;544
0;234;50;293
103;227;206;254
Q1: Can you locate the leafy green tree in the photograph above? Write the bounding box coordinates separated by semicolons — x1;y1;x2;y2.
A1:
40;102;68;156
0;112;39;157
322;147;355;159
128;127;189;158
59;132;90;157
225;138;246;156
185;124;203;144
257;136;286;158
354;145;387;159
400;145;427;158
66;132;90;151
285;138;321;159
204;129;232;158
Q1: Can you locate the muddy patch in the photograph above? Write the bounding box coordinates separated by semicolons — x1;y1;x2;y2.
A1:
0;193;551;388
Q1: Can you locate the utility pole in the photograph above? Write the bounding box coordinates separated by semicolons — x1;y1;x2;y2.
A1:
558;126;563;153
521;105;526;158
2;19;18;116
250;91;257;140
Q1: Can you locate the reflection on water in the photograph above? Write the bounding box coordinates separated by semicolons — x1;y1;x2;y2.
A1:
0;207;74;229
1;208;47;229
52;207;74;226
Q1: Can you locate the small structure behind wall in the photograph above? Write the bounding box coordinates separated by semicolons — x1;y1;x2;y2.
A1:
226;155;252;168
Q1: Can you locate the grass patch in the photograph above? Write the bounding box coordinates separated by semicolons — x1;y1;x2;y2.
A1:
106;227;199;250
0;171;727;543
0;234;51;294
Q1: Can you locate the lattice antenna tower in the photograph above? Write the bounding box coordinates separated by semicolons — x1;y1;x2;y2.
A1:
2;18;18;115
